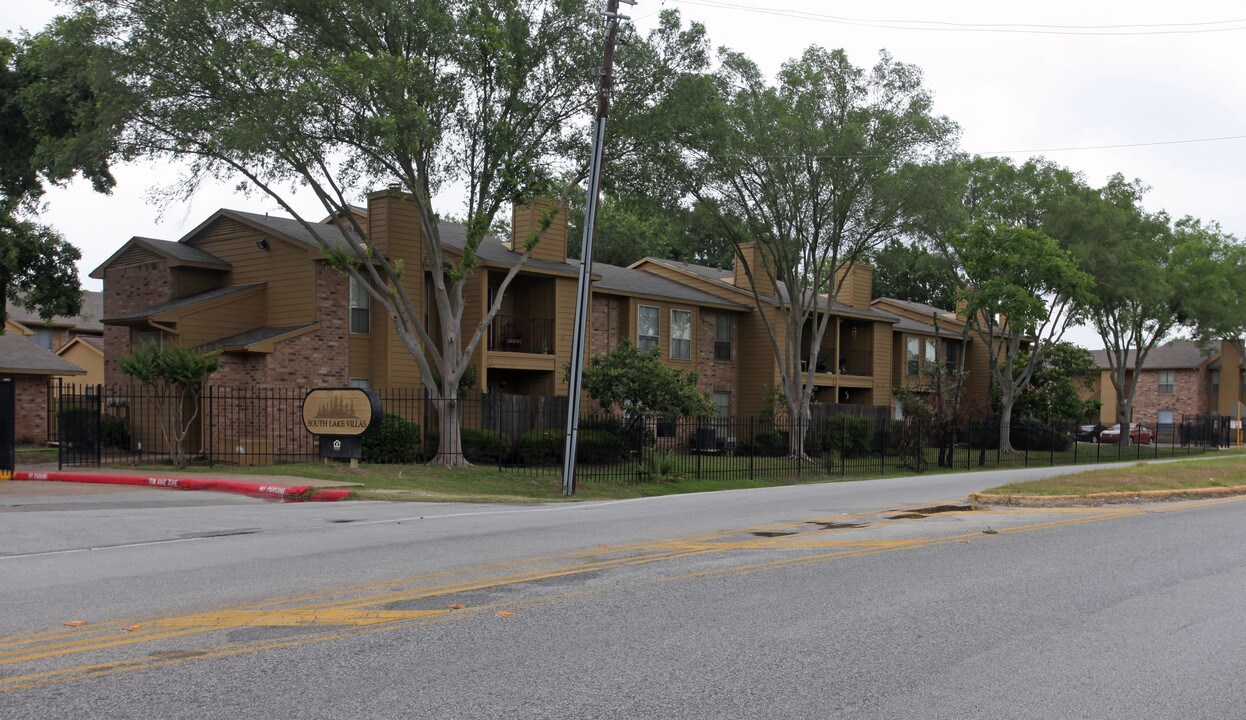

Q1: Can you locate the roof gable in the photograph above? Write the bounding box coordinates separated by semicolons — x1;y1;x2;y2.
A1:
90;237;231;279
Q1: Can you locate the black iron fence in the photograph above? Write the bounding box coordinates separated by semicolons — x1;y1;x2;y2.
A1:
52;382;1230;482
0;379;14;476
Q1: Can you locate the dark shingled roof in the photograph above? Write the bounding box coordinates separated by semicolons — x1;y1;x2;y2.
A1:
876;297;962;321
438;224;582;276
105;284;263;322
225;210;361;249
1090;339;1212;370
0;333;85;375
7;291;105;332
656;259;896;321
571;260;748;310
872;309;938;335
197;324;317;352
139;237;231;267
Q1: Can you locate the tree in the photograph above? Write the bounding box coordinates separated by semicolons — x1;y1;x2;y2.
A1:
578;341;713;419
86;0;707;466
868;237;959;309
952;221;1091;451
1056;176;1231;442
0;13;130;326
118;342;219;468
680;46;958;456
1012;341;1098;423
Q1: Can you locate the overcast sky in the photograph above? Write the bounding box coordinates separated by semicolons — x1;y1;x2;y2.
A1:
5;1;1244;349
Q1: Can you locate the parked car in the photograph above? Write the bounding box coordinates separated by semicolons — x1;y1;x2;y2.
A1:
1098;423;1154;445
1074;423;1107;443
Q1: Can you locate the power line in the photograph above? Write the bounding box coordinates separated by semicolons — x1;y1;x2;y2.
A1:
671;0;1246;36
697;133;1246;161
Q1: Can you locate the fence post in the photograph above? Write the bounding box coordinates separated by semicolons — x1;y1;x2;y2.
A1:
749;416;755;480
840;416;846;478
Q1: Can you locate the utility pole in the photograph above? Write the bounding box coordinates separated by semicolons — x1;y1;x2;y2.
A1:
562;0;634;496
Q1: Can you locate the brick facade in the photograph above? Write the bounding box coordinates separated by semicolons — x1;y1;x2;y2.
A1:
1127;368;1206;425
6;375;49;444
103;261;175;385
589;294;627;355
696;312;737;414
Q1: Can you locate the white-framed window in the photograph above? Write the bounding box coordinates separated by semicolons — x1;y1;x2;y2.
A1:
1211;369;1220;396
670;309;692;360
348;377;370;389
924;338;937;371
1157;370;1175;394
906;337;920;377
350;275;371;334
638;305;659;352
714;314;732;361
713;391;731;418
1157;409;1174;427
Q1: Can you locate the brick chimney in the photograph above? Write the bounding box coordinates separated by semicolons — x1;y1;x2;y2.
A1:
733;242;776;296
511;198;567;263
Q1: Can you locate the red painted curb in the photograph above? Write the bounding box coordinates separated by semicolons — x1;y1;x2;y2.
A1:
12;471;348;502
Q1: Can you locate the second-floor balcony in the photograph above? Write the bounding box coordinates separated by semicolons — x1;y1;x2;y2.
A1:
803;349;874;376
488;314;555;355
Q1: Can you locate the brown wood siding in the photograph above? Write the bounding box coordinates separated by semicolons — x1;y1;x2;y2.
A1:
176;289;268;348
553;277;577;394
111;246;161;268
734;306;781;416
367;192;425;389
870;319;890;405
171;268;223;299
190;217;315;326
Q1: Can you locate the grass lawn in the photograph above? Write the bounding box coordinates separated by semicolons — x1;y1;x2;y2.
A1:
145;460;836;502
981;455;1246;497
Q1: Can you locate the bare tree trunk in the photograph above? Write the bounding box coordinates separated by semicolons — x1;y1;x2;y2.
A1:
433;391;468;467
998;394;1015;453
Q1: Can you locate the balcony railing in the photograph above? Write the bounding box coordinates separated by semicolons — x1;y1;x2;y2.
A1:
804;349;874;376
489;314;555;355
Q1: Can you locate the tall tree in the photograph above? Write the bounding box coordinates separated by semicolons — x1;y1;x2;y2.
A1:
946;156;1092;451
868;237;959;309
1057;176;1229;441
85;0;707;466
681;46;958;455
952;221;1091;451
0;13;129;326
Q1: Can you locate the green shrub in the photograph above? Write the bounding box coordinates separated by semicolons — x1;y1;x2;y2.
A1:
576;429;628;464
638;451;681;483
363;414;421;463
101;416;130;448
820;416;874;458
461;428;512;463
518;428;563;465
1010;421;1071;452
752;430;789;456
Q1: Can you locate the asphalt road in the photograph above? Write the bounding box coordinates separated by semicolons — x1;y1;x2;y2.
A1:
2;460;1244;719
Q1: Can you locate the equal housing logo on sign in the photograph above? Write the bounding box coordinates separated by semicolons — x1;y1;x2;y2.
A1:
301;389;383;437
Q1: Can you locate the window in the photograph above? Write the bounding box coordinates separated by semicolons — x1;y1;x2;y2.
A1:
348;377;370;389
714;314;732;361
670;310;692;360
31;328;54;350
137;330;163;349
1157;409;1174;428
924;338;937;371
350;275;371;334
906;337;920;377
1211;369;1220;396
944;340;960;373
638;305;659;352
1157;370;1175;394
713;391;731;418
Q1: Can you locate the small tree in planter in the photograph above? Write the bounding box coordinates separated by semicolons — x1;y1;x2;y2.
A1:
119;342;219;468
578;342;714;447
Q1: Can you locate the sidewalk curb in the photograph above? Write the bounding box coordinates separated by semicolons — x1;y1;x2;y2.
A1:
971;485;1246;507
12;471;352;502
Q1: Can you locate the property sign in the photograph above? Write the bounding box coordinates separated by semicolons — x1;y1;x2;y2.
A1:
301;388;383;437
